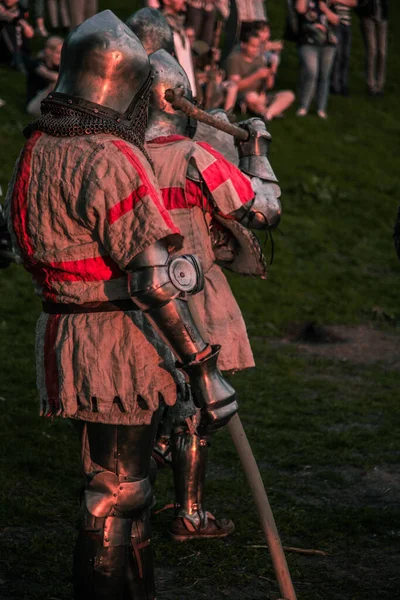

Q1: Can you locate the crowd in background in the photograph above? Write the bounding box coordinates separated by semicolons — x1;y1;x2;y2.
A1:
0;0;389;121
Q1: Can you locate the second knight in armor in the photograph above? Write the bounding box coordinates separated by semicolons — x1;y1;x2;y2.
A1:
144;47;282;542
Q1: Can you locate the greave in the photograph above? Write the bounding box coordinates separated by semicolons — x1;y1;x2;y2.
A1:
170;427;210;530
73;510;155;600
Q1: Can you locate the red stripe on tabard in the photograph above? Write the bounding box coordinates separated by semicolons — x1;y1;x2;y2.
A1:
161;187;186;210
107;184;148;225
45;255;125;283
111;140;180;234
195;141;254;204
148;135;189;144
11;131;42;262
161;183;211;212
44;314;61;413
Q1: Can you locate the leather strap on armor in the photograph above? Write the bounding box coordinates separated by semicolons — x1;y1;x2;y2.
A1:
42;299;139;314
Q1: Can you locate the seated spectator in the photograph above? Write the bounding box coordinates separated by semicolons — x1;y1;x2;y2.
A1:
0;0;34;70
226;28;295;121
254;20;284;68
162;0;197;96
26;35;63;116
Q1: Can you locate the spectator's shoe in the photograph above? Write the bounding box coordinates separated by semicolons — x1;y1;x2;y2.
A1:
296;108;307;117
169;512;235;542
0;99;5;108
317;110;328;119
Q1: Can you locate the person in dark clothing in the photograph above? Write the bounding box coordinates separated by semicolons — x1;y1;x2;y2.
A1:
356;0;388;95
330;0;357;96
295;0;339;119
0;0;33;69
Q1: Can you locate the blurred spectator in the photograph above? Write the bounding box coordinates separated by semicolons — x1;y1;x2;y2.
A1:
254;20;284;69
192;41;238;111
162;0;197;95
0;0;33;70
356;0;388;96
26;0;48;36
295;0;339;119
330;0;357;96
26;35;62;115
185;0;215;46
226;28;295;121
126;7;174;55
47;0;70;29
67;0;97;28
236;0;267;25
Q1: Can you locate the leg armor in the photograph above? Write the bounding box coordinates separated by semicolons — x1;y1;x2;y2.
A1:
73;419;158;600
168;422;235;542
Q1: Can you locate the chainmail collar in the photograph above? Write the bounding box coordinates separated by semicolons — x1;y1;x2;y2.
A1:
24;73;154;166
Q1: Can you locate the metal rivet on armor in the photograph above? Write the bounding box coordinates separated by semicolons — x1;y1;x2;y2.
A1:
113;493;117;497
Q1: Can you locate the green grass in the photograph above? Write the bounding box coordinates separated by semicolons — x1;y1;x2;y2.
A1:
1;1;400;599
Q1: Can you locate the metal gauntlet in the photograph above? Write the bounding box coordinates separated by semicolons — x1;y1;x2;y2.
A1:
233;118;282;230
128;240;237;433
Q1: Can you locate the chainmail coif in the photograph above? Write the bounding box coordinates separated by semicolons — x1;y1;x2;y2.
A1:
24;75;154;167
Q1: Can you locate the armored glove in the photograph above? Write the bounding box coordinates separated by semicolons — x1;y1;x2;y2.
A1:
233;118;281;230
0;206;13;269
128;239;237;434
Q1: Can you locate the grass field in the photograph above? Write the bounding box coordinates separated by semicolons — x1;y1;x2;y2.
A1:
0;1;400;599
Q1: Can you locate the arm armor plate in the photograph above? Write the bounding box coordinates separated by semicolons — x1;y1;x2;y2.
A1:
128;239;237;433
232;118;282;229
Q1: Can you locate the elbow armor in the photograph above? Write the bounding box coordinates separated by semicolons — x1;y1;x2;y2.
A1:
128;240;238;433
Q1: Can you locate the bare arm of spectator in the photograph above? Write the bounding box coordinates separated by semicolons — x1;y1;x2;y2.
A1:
295;0;309;14
228;67;271;93
0;3;20;22
19;18;34;38
319;1;340;25
331;0;357;7
35;64;59;82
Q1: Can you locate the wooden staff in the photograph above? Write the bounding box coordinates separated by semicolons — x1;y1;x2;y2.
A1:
204;19;224;110
228;414;297;600
164;87;249;142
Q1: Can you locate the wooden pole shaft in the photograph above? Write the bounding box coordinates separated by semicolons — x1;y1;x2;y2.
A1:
227;413;297;600
164;88;249;142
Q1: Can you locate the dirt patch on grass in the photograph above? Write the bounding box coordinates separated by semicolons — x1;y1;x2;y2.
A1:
273;324;400;368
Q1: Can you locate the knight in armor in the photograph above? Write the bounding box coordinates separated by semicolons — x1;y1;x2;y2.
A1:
142;48;282;542
4;11;237;599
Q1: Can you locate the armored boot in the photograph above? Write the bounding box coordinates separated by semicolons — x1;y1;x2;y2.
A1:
169;426;235;542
